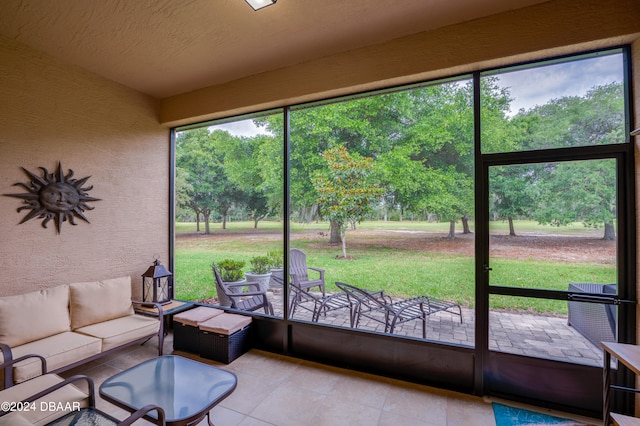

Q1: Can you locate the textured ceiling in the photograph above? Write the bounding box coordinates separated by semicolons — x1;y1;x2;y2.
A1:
0;0;549;99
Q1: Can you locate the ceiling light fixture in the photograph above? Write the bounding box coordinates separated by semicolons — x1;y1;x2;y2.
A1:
245;0;276;11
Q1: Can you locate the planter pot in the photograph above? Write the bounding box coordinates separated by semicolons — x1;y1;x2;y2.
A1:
245;272;272;293
216;278;245;308
269;268;284;289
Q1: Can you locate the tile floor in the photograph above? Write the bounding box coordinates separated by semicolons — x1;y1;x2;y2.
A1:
61;333;601;426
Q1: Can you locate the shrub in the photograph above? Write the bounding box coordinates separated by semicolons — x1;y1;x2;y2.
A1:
267;250;284;268
249;255;272;274
215;259;245;282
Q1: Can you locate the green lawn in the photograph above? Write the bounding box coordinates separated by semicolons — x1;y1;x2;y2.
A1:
176;218;605;235
174;220;615;314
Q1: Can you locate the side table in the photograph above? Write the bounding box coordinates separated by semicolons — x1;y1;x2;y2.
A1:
602;342;640;425
135;299;194;332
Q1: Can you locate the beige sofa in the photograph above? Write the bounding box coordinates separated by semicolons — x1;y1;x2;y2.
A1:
0;276;164;387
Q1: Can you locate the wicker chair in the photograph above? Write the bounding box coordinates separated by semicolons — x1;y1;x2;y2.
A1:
212;264;274;315
289;248;326;296
567;282;617;346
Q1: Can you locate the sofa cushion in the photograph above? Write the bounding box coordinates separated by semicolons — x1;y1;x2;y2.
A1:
174;306;224;326
74;314;159;352
69;276;134;330
198;313;252;335
0;373;89;426
0;412;32;425
0;285;70;348
11;332;101;383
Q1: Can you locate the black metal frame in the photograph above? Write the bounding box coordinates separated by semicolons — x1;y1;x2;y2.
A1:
169;44;635;420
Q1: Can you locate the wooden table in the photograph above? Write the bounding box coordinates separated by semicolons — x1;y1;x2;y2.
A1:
611;412;640;426
602;342;640;426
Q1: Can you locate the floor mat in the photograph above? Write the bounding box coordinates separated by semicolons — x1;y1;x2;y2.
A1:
492;403;592;426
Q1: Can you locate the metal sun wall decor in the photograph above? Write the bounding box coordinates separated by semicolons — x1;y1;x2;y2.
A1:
3;162;100;234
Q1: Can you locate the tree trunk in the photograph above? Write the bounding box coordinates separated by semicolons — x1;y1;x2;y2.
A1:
508;217;516;236
222;214;227;230
203;211;211;235
603;222;616;241
329;220;342;245
447;220;456;239
191;206;201;232
461;214;471;234
341;228;347;258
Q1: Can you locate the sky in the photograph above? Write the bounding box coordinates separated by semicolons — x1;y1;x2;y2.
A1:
215;120;268;137
496;53;623;116
213;52;624;135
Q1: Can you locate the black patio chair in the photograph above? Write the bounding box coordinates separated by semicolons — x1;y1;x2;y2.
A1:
212;264;274;315
336;282;429;338
289;280;354;326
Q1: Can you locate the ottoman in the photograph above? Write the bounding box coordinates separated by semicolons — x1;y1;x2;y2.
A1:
198;313;252;363
173;306;224;353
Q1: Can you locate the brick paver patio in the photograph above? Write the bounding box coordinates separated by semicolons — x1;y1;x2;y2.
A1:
268;288;604;367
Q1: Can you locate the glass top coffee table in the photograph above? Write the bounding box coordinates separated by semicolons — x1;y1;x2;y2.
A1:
99;355;237;426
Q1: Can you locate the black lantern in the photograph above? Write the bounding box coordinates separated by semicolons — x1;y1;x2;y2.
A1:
142;259;173;305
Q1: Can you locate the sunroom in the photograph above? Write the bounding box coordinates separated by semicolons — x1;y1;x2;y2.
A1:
1;0;639;424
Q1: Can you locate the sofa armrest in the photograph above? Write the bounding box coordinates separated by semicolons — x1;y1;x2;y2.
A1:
18;374;95;408
0;344;47;389
131;300;165;317
9;374;165;425
131;300;165;356
0;343;12;364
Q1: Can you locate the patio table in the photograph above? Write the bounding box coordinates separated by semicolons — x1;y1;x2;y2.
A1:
99;355;237;426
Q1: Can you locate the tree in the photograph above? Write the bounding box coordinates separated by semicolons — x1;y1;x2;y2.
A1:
489;165;536;236
313;146;383;258
245;190;270;228
176;128;246;233
514;83;624;239
217;132;281;228
388;81;476;238
175;128;219;234
532;160;617;240
256;77;512;240
175;166;195;223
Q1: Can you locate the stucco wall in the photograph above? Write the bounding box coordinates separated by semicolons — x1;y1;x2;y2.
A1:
160;0;640;127
0;35;169;297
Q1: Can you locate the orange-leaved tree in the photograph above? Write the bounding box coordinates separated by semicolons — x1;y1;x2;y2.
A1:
313;146;383;259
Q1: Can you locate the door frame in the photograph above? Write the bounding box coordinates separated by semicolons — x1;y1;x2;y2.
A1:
475;144;636;417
